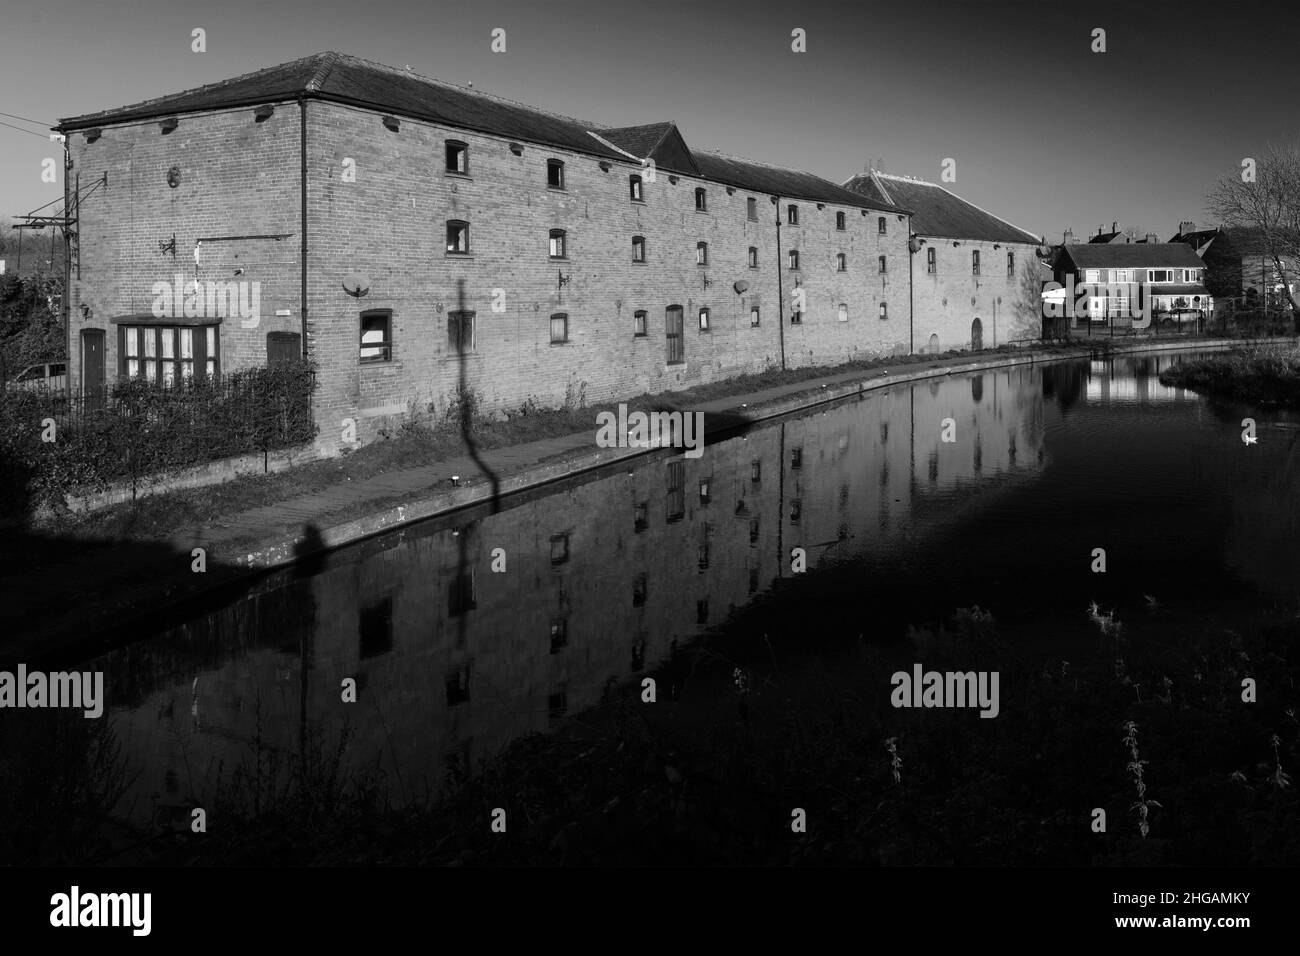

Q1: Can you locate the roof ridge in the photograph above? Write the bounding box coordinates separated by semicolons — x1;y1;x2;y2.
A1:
328;52;613;130
307;51;342;92
57;51;329;124
931;182;1040;243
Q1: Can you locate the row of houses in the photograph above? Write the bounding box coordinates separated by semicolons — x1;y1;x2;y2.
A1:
51;52;1040;452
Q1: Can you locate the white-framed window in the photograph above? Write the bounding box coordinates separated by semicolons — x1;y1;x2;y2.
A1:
1085;269;1101;283
1112;269;1130;283
549;229;567;258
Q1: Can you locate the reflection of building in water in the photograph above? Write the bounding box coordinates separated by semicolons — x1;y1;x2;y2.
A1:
1084;354;1196;404
101;366;1047;823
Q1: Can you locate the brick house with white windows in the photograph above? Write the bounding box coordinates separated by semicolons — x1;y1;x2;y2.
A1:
55;52;919;453
1049;243;1212;331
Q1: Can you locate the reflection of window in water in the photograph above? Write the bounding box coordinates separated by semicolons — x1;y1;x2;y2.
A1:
698;523;712;569
634;501;648;532
549;619;568;654
631;637;646;672
448;569;476;617
749;568;759;594
445;664;471;706
880;422;888;445
974;438;982;474
359;597;393;658
790;446;803;470
790;498;802;523
696;600;709;625
550;532;570;565
928;452;939;482
749;516;761;545
445;741;471;789
666;461;685;523
548;688;568;720
632;574;647;607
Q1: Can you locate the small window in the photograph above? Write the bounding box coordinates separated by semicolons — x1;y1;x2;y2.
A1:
972;250;981;275
361;598;394;657
447;310;476;353
547;159;565;189
632;574;648;606
666;305;684;365
791;447;803;469
550;532;570;564
550;312;569;344
695;187;707;211
927;247;937;274
699;479;711;504
878;255;887;274
790;307;803;325
878;217;887;235
445;140;468;175
837;303;848;322
634;501;649;532
750;306;760;327
837;253;847;272
788;249;800;270
549;228;567;258
696;241;708;266
698;307;710;332
1007;250;1015;277
879;302;888;320
787;204;799;225
632;235;646;263
446;219;470;254
634;310;647;336
360;309;392;363
748;246;759;269
629;174;644;201
747;197;758;221
836;211;846;231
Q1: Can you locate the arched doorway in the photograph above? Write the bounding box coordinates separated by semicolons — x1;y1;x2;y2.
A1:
971;317;983;350
927;333;940;353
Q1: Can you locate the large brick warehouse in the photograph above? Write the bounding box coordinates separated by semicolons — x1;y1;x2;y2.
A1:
55;51;1042;453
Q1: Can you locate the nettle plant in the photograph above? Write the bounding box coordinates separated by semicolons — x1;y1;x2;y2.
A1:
884;736;903;785
1121;720;1161;839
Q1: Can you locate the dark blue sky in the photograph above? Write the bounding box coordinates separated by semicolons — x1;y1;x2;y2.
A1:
3;0;1297;242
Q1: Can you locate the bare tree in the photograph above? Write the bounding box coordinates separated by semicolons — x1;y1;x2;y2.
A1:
1206;142;1300;314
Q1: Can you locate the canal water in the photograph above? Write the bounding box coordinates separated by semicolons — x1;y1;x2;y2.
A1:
61;349;1300;828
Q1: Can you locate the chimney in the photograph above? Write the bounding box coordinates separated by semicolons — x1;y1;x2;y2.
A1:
1178;220;1195;237
1063;227;1074;244
1145;233;1158;244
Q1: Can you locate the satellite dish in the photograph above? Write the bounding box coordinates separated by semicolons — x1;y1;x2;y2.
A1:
342;274;371;297
733;280;749;294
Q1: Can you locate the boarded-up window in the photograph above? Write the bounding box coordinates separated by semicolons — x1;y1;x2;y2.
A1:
665;305;684;365
267;331;300;366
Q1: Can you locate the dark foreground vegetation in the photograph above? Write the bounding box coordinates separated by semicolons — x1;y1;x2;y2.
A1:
3;604;1296;866
1160;343;1300;407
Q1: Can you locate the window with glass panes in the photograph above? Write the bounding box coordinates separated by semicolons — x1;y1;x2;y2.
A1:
119;324;218;383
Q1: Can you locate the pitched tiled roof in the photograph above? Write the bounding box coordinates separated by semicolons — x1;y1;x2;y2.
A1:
1089;231;1123;243
1059;243;1204;269
695;151;906;214
599;123;676;159
842;171;1039;244
58;52;630;162
56;51;906;214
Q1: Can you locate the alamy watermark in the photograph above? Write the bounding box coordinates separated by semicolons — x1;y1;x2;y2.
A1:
595;404;705;459
0;664;104;718
890;663;1000;718
151;273;260;328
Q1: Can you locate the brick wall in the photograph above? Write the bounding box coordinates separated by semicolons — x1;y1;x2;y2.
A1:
68;98;913;455
66;103;304;394
304;100;910;448
909;237;1042;352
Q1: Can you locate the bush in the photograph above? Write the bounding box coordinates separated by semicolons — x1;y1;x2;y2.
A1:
0;359;318;518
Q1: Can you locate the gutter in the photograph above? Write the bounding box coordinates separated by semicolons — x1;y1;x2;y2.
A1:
774;196;786;371
298;97;308;357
